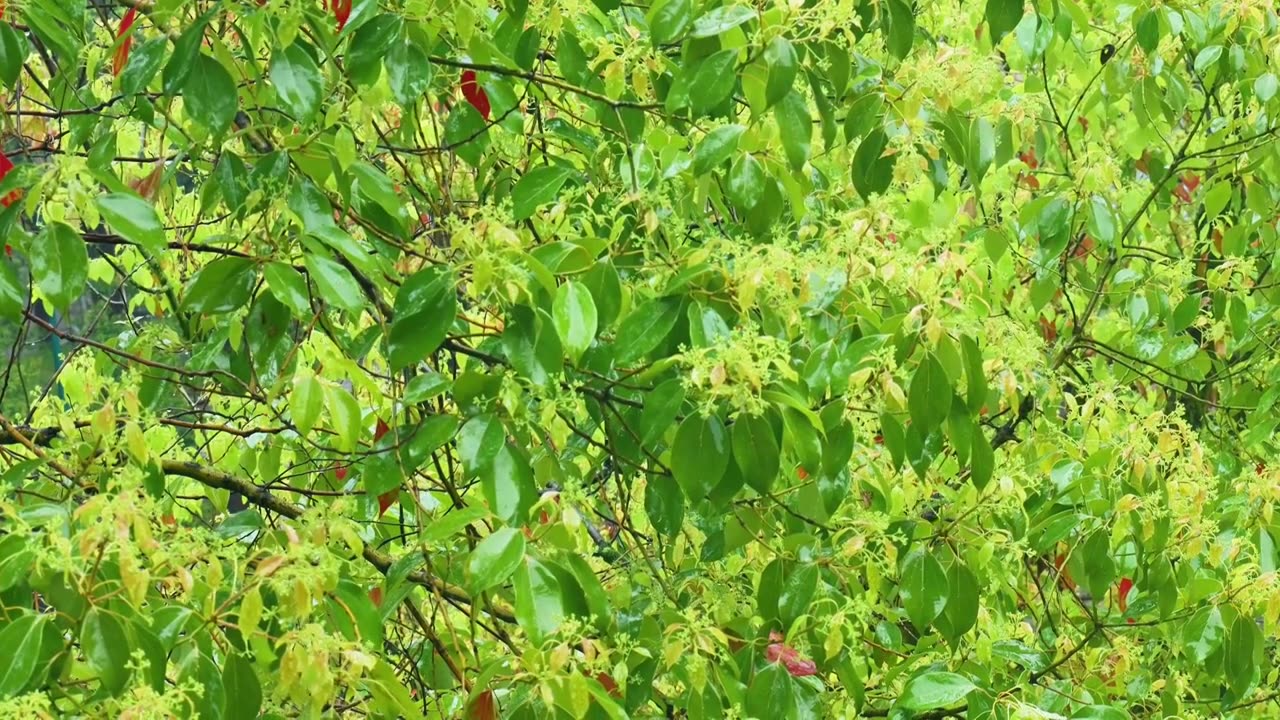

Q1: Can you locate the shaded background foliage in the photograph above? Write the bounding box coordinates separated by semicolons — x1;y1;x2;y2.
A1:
2;0;1280;718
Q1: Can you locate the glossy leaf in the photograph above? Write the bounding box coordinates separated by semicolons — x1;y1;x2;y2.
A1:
271;42;324;122
468;528;526;591
552;281;598;362
900;548;949;631
672;413;730;500
82;608;132;694
31;222;89;311
513;164;576;221
899;672;977;711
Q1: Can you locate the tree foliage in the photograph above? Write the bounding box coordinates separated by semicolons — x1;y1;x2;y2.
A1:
2;0;1280;718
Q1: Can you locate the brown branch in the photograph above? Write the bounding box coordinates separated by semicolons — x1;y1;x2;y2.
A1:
158;459;517;623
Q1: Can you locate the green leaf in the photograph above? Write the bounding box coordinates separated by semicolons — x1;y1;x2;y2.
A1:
645;475;685;538
420;505;488;544
885;0;915;59
961;336;987;413
82;607;132;695
468;527;527;592
346;15;402;86
31;222;89;311
689;50;739;115
1183;606;1225;664
985;0;1023;45
351;162;405;227
938;561;980;640
1203;182;1232;220
900;548;949;630
672;413;731;500
852;128;896;199
1135;10;1161;53
0;260;25;320
482;443;538;526
177;650;224;720
747;664;799;719
271;42;324;122
726;152;767;211
778;563;818;630
403;372;451;404
1256;73;1279;102
0;23;30;90
648;0;694;45
899;672;977;711
130;622;167;693
764;37;798;108
459;414;506;478
774;90;812;171
514;557;566;642
843;92;884;143
1194;45;1222;74
388;267;457;370
614;298;680;364
305;252;365;311
120;37;167;96
184;257;257;315
0;613;46;698
970;429;994;489
264;262;311;317
690;5;757;38
184;54;238;134
326;384;363;452
387;40;433;106
732;414;780;493
908;354;952;435
967;117;996;185
97;192;167;256
552;281;598;362
222;652;263;720
512;164;577;221
640;379;686;444
163;9;215;94
444;104;490;166
692;124;746;176
1225;613;1256;695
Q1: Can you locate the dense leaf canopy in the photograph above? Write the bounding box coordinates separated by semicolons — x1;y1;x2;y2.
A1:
2;0;1280;718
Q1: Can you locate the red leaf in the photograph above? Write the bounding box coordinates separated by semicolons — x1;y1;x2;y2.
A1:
460;70;491;120
467;690;497;720
330;0;353;32
369;586;383;606
0;150;20;208
378;490;397;516
374;418;390;442
1054;553;1077;590
1018;147;1039;170
594;672;621;698
1135;150;1152;176
1174;174;1200;204
334;465;348;481
1116;577;1134;613
766;631;818;677
1038;316;1057;343
114;8;138;77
